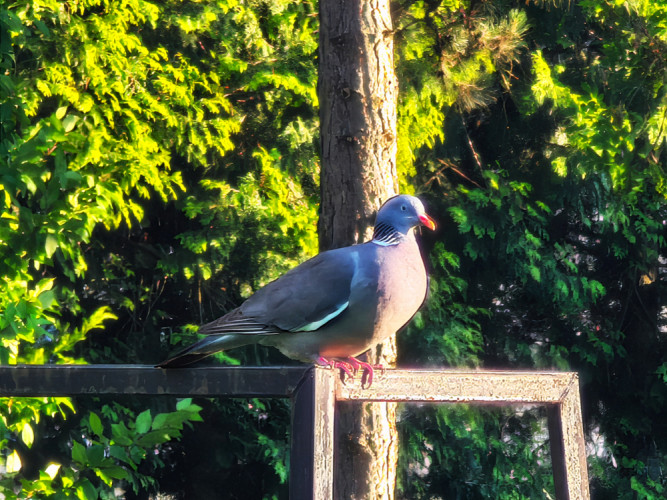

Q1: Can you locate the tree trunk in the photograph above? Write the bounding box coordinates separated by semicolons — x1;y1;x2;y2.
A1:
318;0;398;251
318;0;398;498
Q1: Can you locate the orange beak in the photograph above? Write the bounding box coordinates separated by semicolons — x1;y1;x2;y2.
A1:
418;213;437;231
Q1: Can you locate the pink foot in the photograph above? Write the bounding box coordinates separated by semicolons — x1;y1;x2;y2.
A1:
317;356;356;381
317;356;384;388
344;356;384;388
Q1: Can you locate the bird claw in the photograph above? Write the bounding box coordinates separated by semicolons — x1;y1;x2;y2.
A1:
317;356;383;388
317;356;356;382
346;356;384;388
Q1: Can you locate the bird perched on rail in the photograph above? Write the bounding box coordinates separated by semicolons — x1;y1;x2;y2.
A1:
157;194;436;387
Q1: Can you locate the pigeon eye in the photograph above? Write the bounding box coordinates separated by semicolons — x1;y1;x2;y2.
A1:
400;205;407;211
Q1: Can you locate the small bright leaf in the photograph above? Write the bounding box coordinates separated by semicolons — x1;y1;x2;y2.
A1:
45;462;61;479
6;449;22;473
45;235;58;258
21;423;34;448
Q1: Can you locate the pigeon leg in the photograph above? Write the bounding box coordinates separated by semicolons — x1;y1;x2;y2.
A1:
344;356;384;388
317;356;356;381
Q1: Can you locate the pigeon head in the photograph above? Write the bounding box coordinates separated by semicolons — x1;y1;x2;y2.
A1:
373;195;436;245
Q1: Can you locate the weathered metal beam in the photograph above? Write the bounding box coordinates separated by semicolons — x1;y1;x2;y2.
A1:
335;368;589;500
290;367;336;500
0;365;589;500
548;379;591;500
0;364;310;398
336;369;575;403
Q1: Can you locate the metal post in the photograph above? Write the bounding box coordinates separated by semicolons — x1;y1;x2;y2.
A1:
0;365;589;499
547;377;590;500
337;369;590;500
289;367;336;500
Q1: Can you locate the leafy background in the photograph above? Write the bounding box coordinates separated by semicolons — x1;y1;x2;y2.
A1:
1;0;665;498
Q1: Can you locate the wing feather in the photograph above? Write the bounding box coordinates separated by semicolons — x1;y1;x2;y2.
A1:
199;247;357;336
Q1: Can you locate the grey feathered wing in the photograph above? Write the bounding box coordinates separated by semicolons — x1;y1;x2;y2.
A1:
156;248;356;367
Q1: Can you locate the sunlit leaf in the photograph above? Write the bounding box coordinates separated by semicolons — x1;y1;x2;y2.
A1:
6;449;22;473
21;423;34;448
44;462;61;479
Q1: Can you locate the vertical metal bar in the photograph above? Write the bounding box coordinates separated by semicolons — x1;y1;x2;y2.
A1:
290;368;316;500
313;367;336;498
547;375;590;500
560;378;590;500
289;367;335;500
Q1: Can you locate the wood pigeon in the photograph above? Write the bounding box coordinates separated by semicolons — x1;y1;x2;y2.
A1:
157;194;436;386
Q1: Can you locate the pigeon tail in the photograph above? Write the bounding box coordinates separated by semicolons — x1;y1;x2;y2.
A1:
156;351;213;368
156;334;260;368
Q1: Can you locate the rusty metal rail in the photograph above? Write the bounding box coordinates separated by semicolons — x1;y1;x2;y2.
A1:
339;369;589;500
0;365;589;500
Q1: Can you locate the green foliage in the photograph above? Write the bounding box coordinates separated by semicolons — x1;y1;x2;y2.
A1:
2;0;666;496
395;0;529;190
0;398;202;499
1;0;317;496
395;0;667;497
398;405;553;499
153;397;291;498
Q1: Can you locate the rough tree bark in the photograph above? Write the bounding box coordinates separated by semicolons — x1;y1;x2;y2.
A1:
318;0;398;250
318;0;399;498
